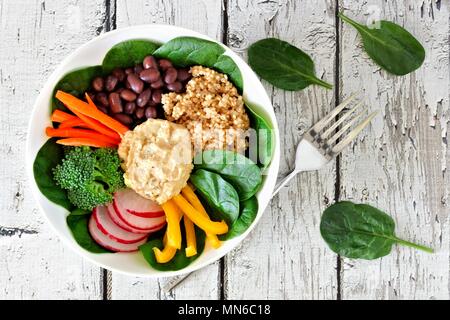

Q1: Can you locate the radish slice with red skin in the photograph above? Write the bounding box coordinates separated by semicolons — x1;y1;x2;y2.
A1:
114;189;164;218
88;214;147;252
106;204;161;234
93;206;148;244
113;198;166;230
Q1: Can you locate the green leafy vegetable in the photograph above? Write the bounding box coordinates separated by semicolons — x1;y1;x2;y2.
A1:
213;55;243;92
246;103;275;170
33;138;72;211
52;66;102;112
102;40;160;73
220;196;258;240
320;201;434;260
195;150;262;201
248;38;332;90
189;169;240;225
53;147;124;210
67;210;110;253
338;12;425;75
154;36;225;67
139;226;205;271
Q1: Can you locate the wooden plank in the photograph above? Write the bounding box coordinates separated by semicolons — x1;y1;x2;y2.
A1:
224;0;338;299
339;0;450;299
0;0;107;299
110;0;223;300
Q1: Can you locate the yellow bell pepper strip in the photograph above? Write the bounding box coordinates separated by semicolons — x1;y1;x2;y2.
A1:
181;185;222;248
172;194;229;235
183;216;197;257
161;200;183;249
152;242;177;263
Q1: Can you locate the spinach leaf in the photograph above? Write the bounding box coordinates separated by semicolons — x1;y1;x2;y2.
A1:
102;40;160;74
139;226;206;271
247;38;332;90
338;12;425;75
189;169;240;225
213;55;243;92
52;66;103;112
320;201;434;260
245;103;274;170
154;36;225;68
220;196;258;241
33;138;72;211
67;211;110;253
194;150;262;201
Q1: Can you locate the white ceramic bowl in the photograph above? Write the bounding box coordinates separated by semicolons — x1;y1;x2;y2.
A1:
26;25;280;277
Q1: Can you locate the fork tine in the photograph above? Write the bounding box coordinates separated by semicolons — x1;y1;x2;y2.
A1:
326;109;365;146
307;92;360;136
321;100;364;139
331;111;378;155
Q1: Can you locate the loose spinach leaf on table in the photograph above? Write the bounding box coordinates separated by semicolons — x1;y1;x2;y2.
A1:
33;138;72;211
194;150;262;201
247;38;332;90
189;169;240;225
139;225;206;271
245;103;275;170
320;201;434;260
338;12;425;75
102;40;160;73
67;210;110;253
154;36;225;68
52;66;103;112
220;196;258;241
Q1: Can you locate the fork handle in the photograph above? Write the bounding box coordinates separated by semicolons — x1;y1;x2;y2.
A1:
271;169;300;198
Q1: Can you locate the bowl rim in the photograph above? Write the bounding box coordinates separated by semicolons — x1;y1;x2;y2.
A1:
26;24;280;278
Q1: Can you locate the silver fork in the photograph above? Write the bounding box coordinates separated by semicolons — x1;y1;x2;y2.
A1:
161;93;377;293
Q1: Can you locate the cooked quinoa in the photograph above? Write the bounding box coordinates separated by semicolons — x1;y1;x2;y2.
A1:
162;66;250;152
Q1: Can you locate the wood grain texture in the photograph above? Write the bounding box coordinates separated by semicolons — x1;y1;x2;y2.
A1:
0;0;107;299
339;0;450;299
224;0;338;299
110;0;223;300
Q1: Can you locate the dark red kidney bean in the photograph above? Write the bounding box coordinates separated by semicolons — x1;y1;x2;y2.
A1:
124;102;136;114
166;81;183;93
116;87;124;94
177;68;191;82
147;99;158;107
98;105;109;115
150;79;164;89
95;92;109;107
151;89;162;104
127;74;144;94
143;55;157;69
137;89;151;107
108;92;123;113
113;113;133;126
125;68;134;75
92;77;104;91
145;106;157;119
164;67;178;84
112;68;126;82
105;75;118;92
139;68;160;83
134;64;144;74
135;107;145;119
86;92;96;101
120;89;137;102
158;59;173;70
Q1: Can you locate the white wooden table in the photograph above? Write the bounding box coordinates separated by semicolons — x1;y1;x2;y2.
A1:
0;0;448;300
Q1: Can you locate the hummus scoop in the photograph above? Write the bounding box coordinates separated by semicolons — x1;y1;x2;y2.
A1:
118;119;193;204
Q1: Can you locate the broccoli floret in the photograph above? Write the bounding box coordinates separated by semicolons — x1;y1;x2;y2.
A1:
53;146;124;210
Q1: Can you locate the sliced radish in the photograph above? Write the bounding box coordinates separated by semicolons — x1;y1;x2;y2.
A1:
93;206;148;244
114;189;164;218
107;203;152;234
88;215;147;252
113;198;166;231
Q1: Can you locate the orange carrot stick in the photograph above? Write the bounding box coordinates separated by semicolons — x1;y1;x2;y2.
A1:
55;91;128;137
59;118;89;129
51;109;77;123
56;138;117;148
45;127;120;145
